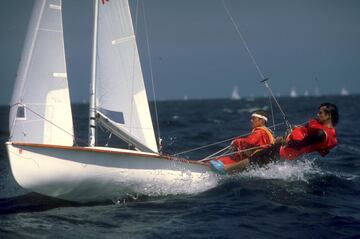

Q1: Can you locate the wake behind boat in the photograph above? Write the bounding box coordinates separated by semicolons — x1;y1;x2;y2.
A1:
6;0;216;202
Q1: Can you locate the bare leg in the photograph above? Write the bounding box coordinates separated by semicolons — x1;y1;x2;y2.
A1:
224;158;250;174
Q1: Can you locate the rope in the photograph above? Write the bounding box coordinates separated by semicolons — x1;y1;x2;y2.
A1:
199;120;310;162
171;136;240;157
199;145;268;162
199;120;311;162
199;145;231;161
141;0;162;146
171;121;285;156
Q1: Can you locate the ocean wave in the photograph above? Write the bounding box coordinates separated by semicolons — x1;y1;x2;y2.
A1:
216;157;359;186
234;158;321;182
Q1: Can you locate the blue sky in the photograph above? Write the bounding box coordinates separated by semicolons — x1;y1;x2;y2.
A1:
0;0;359;104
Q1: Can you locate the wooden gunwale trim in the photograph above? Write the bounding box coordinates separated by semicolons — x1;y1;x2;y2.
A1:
8;142;207;166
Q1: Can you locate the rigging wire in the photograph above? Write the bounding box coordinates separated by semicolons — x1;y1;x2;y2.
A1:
268;92;276;133
221;0;292;131
221;0;264;80
262;79;292;131
141;0;162;148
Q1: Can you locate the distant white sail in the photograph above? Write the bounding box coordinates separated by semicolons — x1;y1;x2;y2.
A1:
290;88;297;98
9;0;74;146
340;88;349;96
231;86;241;100
96;0;157;153
304;90;309;97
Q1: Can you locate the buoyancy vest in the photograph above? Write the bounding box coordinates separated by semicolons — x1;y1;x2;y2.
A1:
233;127;275;158
280;119;337;160
253;126;276;147
232;127;275;150
218;127;275;165
249;127;276;158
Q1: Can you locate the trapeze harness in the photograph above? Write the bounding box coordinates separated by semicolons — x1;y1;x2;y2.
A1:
218;126;275;165
280;119;337;160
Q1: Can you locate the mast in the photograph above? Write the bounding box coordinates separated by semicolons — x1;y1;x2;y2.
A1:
89;0;99;147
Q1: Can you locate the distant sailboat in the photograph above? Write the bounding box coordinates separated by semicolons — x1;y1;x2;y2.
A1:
340;88;349;96
290;88;297;98
304;90;309;97
6;0;215;202
231;86;241;100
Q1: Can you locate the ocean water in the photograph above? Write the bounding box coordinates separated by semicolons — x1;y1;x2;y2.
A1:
0;96;359;238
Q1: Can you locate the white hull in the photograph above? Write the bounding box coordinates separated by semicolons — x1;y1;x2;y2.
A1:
6;142;217;202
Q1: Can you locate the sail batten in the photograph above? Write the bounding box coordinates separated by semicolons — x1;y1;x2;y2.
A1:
38;27;63;33
111;35;135;45
49;4;61;10
96;0;158;152
52;72;67;78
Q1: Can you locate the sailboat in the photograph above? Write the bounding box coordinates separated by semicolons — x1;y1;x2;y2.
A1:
231;86;241;100
304;90;309;97
6;0;216;202
340;88;349;96
289;87;297;98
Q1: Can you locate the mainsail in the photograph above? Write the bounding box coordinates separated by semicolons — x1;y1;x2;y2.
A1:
9;0;74;146
96;0;158;153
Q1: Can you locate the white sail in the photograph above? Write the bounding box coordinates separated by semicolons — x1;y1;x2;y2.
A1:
231;86;240;100
9;0;74;146
340;88;349;96
96;0;157;153
290;87;297;98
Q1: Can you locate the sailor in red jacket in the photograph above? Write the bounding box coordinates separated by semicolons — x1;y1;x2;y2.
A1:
280;103;338;160
210;110;275;174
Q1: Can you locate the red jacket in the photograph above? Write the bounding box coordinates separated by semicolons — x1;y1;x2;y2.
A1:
218;127;275;165
280;119;337;160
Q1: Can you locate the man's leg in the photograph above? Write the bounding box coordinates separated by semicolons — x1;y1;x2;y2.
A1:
224;158;250;173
